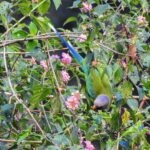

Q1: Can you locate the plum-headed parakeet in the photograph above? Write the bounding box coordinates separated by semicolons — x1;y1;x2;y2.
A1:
49;24;112;109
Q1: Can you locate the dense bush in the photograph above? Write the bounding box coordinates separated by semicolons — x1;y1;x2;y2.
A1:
0;0;150;149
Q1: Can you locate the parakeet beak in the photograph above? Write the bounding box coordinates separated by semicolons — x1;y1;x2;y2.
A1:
91;105;97;110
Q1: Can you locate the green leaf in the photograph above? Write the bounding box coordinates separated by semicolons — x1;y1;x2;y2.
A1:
118;81;133;98
114;67;123;84
0;1;12;15
29;22;38;35
71;0;80;8
70;145;83;150
110;107;120;130
30;84;52;108
52;0;62;10
17;126;32;143
25;40;39;51
71;127;79;144
12;29;28;38
49;96;62;115
1;104;14;113
94;4;111;15
63;17;77;26
32;16;50;32
18;0;31;15
127;99;139;111
52;134;70;146
38;0;51;15
46;146;61;150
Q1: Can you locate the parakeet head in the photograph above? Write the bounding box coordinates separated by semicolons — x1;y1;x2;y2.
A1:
93;94;110;109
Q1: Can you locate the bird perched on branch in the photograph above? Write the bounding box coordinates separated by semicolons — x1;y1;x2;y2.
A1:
49;24;112;109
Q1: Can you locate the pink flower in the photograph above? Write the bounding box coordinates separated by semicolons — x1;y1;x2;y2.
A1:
65;92;80;110
61;52;72;65
61;70;70;83
77;34;87;42
40;60;48;72
137;16;147;25
81;2;92;13
80;137;95;150
50;54;60;60
122;59;127;69
85;141;95;150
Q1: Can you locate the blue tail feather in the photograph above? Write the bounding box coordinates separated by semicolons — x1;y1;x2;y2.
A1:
49;24;88;73
55;30;83;65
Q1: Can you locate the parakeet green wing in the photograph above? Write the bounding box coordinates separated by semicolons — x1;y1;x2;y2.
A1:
86;64;112;100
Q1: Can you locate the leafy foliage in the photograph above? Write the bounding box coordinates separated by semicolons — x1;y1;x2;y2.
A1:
0;0;150;149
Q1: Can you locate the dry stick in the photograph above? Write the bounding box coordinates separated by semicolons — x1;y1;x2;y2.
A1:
0;33;137;58
0;139;42;144
46;41;65;102
0;34;78;48
99;43;127;56
139;95;149;111
3;45;46;139
0;47;73;55
41;102;52;132
113;95;149;100
116;132;120;150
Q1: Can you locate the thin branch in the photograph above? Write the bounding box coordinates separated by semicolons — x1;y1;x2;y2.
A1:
116;132;120;150
113;95;149;100
41;102;52;131
0;139;42;144
139;95;149;111
0;47;72;55
99;42;126;56
3;44;46;139
0;35;66;48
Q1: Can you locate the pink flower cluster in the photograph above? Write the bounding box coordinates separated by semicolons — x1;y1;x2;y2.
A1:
80;137;95;150
40;60;48;72
81;2;92;13
61;52;72;65
77;34;87;42
61;70;70;83
50;54;60;60
66;92;80;110
137;16;147;25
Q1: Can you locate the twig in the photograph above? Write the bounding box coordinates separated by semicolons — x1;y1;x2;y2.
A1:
113;95;149;100
0;139;42;144
3;44;46;139
41;102;52;131
99;42;127;56
0;35;67;48
0;31;82;48
116;132;120;150
45;41;66;102
0;47;74;55
139;96;149;111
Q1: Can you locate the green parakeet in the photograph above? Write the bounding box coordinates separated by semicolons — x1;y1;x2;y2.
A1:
49;24;112;109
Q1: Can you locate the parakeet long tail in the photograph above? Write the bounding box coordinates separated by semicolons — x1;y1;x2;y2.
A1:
49;24;83;67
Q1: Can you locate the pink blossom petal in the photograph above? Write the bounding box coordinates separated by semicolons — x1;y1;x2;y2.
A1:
77;34;87;42
40;60;48;72
61;70;70;83
81;2;92;13
61;52;72;65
